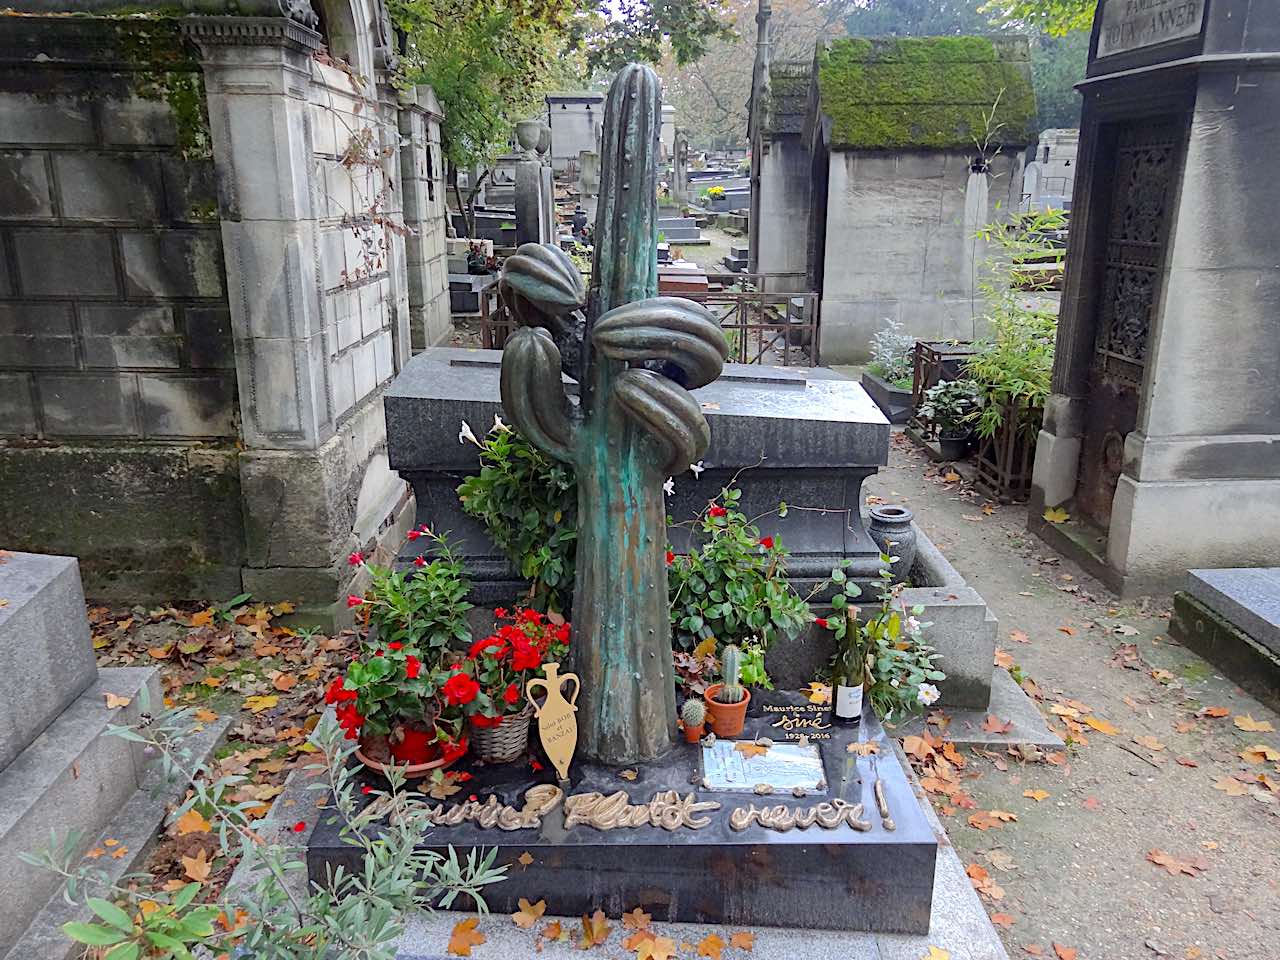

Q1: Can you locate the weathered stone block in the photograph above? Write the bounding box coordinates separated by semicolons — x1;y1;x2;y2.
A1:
1187;567;1280;656
0;92;94;145
0;334;76;368
0;303;72;336
0;552;98;772
12;228;117;296
79;304;174;336
82;335;182;369
138;374;237;438
120;229;225;298
0;373;36;436
160;156;218;224
0;444;245;601
100;96;177;147
184;307;235;369
52;153;163;221
0;152;53;219
37;374;140;436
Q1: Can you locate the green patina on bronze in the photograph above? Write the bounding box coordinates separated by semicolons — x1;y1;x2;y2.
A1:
817;36;1036;150
498;64;728;765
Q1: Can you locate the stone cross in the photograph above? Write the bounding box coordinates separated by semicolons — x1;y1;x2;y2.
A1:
498;64;728;765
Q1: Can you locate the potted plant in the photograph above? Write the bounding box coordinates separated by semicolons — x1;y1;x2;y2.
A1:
680;698;707;743
861;318;916;424
704;643;750;737
917;378;981;460
455;607;571;763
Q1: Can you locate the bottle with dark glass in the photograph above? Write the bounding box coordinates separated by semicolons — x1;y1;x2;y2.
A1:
831;615;865;726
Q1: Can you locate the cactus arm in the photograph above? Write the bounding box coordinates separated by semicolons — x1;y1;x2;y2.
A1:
592;296;729;389
611;370;709;477
499;327;575;463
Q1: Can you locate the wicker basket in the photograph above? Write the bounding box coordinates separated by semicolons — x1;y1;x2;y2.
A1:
468;703;533;764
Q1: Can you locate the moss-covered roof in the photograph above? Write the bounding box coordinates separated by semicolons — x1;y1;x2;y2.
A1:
761;60;812;137
816;36;1036;151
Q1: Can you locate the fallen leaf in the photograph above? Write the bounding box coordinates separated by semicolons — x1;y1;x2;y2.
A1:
1174;720;1196;733
965;863;1005;899
1057;625;1077;636
986;848;1017;871
1151;668;1177;683
1196;706;1229;719
448;917;486;956
698;932;726;959
540;920;563;941
691;636;717;660
991;913;1016;928
181;848;212;882
272;672;299;692
942;470;961;482
1213;776;1249;797
981;714;1012;734
968;810;1017;830
189;609;215;627
1043;506;1069;523
735;742;769;759
1146;848;1208;877
622;907;652;930
1234;714;1274;732
638;935;678;960
148;645;173;659
994;648;1015;670
1024;947;1044;957
729;931;754;950
1009;629;1030;644
579;909;611;948
103;693;132;709
1240;744;1280;764
901;735;936;760
517;851;534;866
244;694;279;714
806;681;832;705
624;930;657;951
923;949;951;960
1176;757;1199;768
1084;716;1119;735
1134;735;1166;752
1023;789;1050;802
619;769;638;781
847;741;879;755
512;897;546;929
194;708;219;723
1053;946;1078;960
427;778;462;800
174;808;211;836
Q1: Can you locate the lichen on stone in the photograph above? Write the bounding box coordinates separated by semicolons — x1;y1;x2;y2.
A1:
816;36;1036;151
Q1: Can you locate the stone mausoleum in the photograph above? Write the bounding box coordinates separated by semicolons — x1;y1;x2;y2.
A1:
752;35;1035;363
0;1;451;621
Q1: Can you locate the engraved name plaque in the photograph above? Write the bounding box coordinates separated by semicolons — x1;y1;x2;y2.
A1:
702;740;826;794
1097;0;1204;59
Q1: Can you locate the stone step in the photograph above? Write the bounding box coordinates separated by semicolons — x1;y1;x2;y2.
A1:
3;713;231;960
0;552;99;772
0;667;160;956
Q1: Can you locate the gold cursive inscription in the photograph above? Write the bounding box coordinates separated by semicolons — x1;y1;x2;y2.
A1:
564;790;721;831
729;798;872;833
419;784;564;831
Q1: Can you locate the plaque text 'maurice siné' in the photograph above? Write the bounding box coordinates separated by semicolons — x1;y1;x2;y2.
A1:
1097;0;1204;59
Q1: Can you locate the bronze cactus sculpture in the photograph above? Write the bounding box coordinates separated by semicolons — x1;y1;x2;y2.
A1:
499;64;728;764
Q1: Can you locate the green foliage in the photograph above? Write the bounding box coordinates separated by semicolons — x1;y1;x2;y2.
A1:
739;641;773;690
1030;29;1088;128
667;486;812;659
981;0;1096;36
816;36;1037;150
867;317;916;385
680;697;707;728
23;701;504;960
582;0;737;74
965;208;1066;438
718;643;745;702
457;419;578;612
359;530;473;656
917;378;981;438
843;0;996;35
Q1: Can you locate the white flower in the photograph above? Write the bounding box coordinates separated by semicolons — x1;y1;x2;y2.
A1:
890;677;900;688
492;414;510;433
689;461;705;478
458;420;480;446
907;616;921;633
917;682;941;706
663;477;676;496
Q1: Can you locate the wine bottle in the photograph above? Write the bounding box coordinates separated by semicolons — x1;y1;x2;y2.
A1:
832;610;864;726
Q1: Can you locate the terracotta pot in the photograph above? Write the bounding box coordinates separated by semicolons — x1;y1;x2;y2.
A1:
682;722;706;744
704;684;750;737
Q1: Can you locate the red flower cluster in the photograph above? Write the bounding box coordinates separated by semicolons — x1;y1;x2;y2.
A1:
760;536;775;549
708;504;727;518
405;654;422;679
666;550;676;565
815;617;830;629
325;677;364;739
443;669;480;706
406;523;431;541
347;551;364;567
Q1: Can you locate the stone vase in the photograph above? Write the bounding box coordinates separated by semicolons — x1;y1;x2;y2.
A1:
515;119;542;157
868;505;917;583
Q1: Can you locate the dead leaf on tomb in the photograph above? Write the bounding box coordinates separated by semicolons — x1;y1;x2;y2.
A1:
991;913;1016;928
1009;629;1030;644
981;714;1012;734
1134;735;1166;752
447;917;486;956
1023;789;1050;802
512;897;546;929
1240;744;1280;764
1174;719;1196;733
103;693;132;709
902;734;936;760
148;645;173;660
1084;716;1119;735
189;609;215;628
1176;757;1199;768
195;708;219;723
994;648;1014;670
621;907;652;930
729;931;754;950
181;847;213;882
697;932;726;959
1234;714;1274;732
735;742;769;759
806;681;832;705
1151;668;1177;683
539;920;564;941
579;909;611;948
982;504;996;516
244;694;279;714
623;929;656;951
968;810;1016;831
619;768;638;781
1196;706;1229;719
1213;776;1249;797
517;851;534;866
272;672;299;692
923;948;951;960
637;935;678;960
1042;506;1069;523
985;848;1017;871
426;778;461;800
174;808;211;836
1024;947;1045;957
965;863;1004;900
1146;848;1208;877
1053;946;1079;960
848;741;879;756
942;471;961;483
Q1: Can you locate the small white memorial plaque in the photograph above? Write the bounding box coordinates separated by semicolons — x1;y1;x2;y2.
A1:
701;740;826;794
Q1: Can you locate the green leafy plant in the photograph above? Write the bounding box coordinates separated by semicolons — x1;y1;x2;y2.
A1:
866;317;915;387
917;378;981;439
22;695;504;960
739;640;773;690
667;486;811;660
457;418;578;612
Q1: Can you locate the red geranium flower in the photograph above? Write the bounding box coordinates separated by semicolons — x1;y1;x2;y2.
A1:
406;530;422;541
471;714;503;728
347;551;364;566
441;738;468;763
555;624;571;643
388;641;403;650
405;654;421;679
815;617;830;628
324;676;357;705
468;636;507;659
494;607;509;618
442;670;480;706
361;785;374;795
708;505;727;518
760;536;774;549
503;682;520;704
414;555;427;567
346;595;364;608
665;550;675;565
519;608;544;626
452;771;473;782
511;639;541;672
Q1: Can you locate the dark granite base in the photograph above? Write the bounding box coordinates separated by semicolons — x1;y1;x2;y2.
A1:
1169;592;1280;712
307;692;936;933
861;373;912;425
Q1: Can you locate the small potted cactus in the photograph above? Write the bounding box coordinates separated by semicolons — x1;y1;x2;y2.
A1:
680;698;707;743
704;644;751;737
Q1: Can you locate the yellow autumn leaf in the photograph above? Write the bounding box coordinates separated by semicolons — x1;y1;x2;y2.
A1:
174;808;212;836
1241;744;1280;764
181;848;212;882
244;695;279;713
691;636;717;661
1234;714;1275;733
195;708;219;723
104;693;132;709
1084;716;1119;735
511;897;546;929
923;947;951;960
189;609;215;628
1042;506;1070;524
1023;789;1050;802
